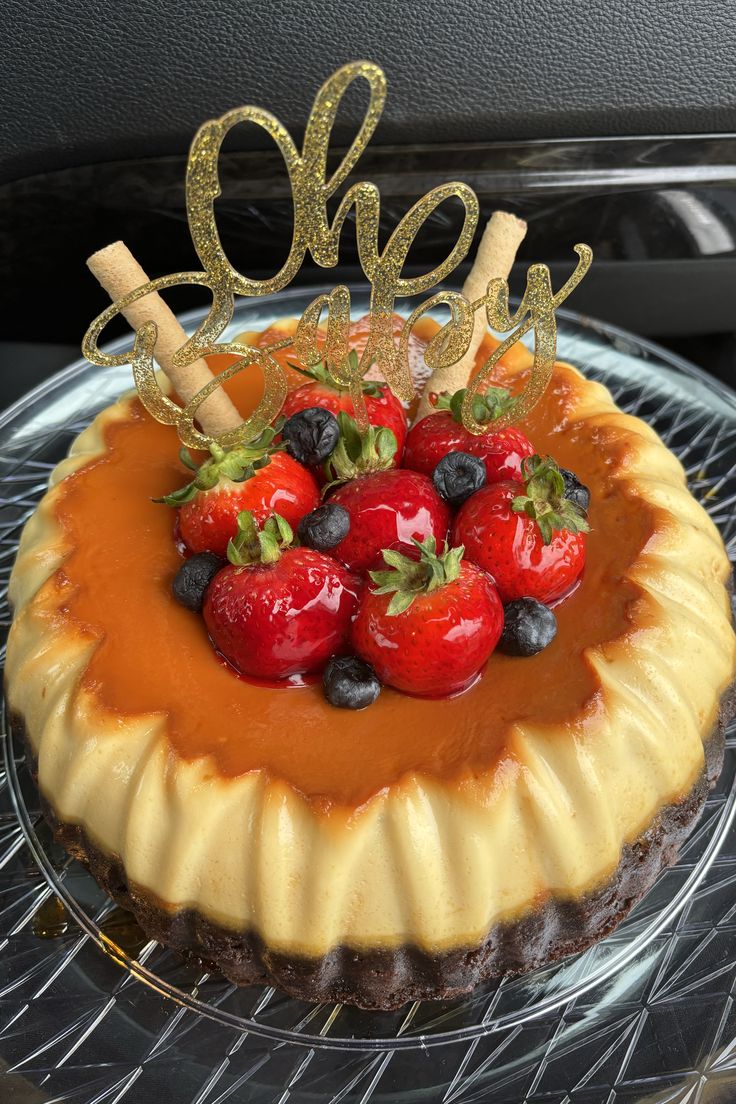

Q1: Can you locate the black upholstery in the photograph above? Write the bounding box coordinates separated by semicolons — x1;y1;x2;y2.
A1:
4;0;736;184
3;0;736;378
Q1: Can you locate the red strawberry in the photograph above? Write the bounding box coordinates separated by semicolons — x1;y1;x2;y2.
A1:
282;351;408;457
349;310;434;393
348;311;405;357
453;455;589;604
162;430;319;558
404;387;535;484
351;537;503;696
325;414;450;573
203;512;361;680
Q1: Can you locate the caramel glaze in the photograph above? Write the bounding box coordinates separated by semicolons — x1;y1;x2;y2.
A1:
50;331;657;808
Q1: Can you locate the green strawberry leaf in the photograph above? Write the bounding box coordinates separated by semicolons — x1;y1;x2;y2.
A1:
286;351;384;398
511;454;590;546
227;510;294;566
386;590;417;616
155;431;283;508
159;480;200;506
322;411;398;493
436;386;514;427
179;447;199;472
368;536;465;616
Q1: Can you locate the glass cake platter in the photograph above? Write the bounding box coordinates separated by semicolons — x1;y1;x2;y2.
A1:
2;288;736;1102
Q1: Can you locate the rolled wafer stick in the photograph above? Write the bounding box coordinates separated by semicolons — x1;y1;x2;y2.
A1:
416;210;527;419
87;241;243;438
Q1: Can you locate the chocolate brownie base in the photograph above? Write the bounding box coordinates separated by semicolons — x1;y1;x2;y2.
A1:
12;696;732;1011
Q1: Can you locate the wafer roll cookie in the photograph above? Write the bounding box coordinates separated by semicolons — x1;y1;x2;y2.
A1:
416;211;527;419
87;242;242;437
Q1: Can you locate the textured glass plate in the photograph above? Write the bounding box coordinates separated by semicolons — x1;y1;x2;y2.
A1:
1;290;736;1101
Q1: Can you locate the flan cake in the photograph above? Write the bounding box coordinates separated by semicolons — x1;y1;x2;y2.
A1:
6;325;736;1009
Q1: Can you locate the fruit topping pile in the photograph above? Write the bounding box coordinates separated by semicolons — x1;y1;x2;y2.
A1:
167;364;590;707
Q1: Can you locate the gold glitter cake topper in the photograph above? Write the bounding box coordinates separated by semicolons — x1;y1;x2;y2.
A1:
82;61;592;448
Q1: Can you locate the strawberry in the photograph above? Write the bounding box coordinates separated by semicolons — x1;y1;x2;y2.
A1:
161;429;319;558
325;414;450;574
348;311;434;394
351;537;503;696
404;386;535;485
282;351;408;457
203;512;361;680
348;311;405;359
452;455;589;604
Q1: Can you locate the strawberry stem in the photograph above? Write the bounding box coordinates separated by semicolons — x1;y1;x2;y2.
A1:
157;426;282;507
322;411;398;493
511;455;590;545
436;386;514;427
369;536;465;616
227;511;294;566
287;350;384;399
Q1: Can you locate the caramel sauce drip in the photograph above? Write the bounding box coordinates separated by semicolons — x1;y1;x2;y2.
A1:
32;894;147;961
99;906;148;959
32;895;69;939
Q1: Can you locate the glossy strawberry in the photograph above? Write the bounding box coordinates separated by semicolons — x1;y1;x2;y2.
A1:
348;311;405;360
325;414;450;573
162;432;319;558
404;386;535;485
351;537;503;696
282;352;408;457
203;512;361;680
453;455;589;604
348;311;434;394
330;468;450;573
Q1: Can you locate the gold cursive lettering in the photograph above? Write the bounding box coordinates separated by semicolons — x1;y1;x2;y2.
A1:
461;244;594;434
82;61;592;449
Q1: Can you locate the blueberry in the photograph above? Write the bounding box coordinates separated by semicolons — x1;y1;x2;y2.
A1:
282;407;340;466
298;503;350;551
172;552;224;612
323;655;381;709
499;598;557;657
560;467;590;512
433;451;487;506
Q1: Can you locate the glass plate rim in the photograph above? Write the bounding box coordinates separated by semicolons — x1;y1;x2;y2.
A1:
3;290;736;1052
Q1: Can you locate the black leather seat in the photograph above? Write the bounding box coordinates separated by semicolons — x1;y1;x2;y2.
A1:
2;0;736;399
5;1;736;180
